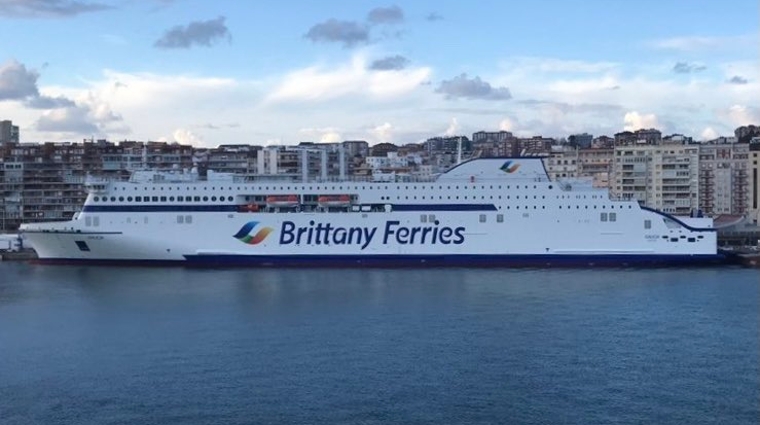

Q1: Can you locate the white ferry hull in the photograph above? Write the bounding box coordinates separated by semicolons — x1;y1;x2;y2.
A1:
20;158;724;267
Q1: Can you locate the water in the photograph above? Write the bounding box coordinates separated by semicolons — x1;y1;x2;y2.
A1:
0;264;757;425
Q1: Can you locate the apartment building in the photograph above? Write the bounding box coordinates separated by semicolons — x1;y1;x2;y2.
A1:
611;144;699;215
577;148;614;188
749;140;760;223
698;141;749;216
0;140;194;231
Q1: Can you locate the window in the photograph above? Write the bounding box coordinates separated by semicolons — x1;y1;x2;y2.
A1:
496;214;504;223
644;219;651;229
479;214;486;223
601;212;608;222
177;215;184;224
75;241;91;252
609;212;616;222
185;215;192;224
420;214;427;223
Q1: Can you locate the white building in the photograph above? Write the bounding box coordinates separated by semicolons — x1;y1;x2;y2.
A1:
611;145;699;215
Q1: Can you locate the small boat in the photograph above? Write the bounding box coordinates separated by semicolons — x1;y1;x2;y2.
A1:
317;195;352;207
266;195;299;207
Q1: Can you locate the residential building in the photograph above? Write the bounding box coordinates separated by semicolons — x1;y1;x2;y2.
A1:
577;148;614;188
749;140;760;224
543;147;578;180
698;141;749;216
568;133;593;148
611;144;699;215
0;120;19;145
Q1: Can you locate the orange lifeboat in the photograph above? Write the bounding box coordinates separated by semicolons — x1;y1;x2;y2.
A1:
317;195;352;207
266;194;299;207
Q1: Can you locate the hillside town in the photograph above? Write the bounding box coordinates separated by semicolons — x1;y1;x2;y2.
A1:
1;119;759;244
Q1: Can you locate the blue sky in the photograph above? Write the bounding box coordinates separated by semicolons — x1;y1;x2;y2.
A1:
0;0;757;146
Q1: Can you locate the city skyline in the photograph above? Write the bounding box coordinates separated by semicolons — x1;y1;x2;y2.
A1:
0;0;757;147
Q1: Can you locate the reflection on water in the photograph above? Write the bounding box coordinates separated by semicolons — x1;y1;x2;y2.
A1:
0;263;757;425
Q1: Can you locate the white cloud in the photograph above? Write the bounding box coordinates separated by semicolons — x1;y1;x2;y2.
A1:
719;105;760;127
701;127;719;141
170;128;205;146
266;54;431;103
649;34;755;51
499;57;619;74
498;117;516;132
298;127;342;143
444;117;460;136
623;111;660;131
371;122;394;144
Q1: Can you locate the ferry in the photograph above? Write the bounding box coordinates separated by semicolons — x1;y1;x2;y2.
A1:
19;158;723;267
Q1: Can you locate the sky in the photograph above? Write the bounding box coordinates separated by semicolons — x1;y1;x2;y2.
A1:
0;0;757;147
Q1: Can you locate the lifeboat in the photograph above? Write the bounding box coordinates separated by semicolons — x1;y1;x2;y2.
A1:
266;194;299;207
317;195;352;207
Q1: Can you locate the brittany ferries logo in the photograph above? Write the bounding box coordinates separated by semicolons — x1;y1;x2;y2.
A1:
500;160;520;173
233;221;274;245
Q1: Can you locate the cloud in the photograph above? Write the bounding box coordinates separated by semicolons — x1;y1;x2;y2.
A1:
304;19;369;48
266;54;431;103
170;128;204;146
701;127;719;141
672;61;707;74
435;73;512;101
727;75;748;85
36;106;99;134
623;111;660;131
500;56;619;74
444;118;460;136
367;5;404;25
719;105;760;127
0;0;112;18
371;122;394;143
499;117;516;132
299;127;342;143
25;94;77;109
0;60;40;100
426;12;443;21
369;55;409;71
650;35;755;52
154;16;231;49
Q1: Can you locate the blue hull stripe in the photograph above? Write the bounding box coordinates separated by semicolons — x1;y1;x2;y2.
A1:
178;254;728;268
32;254;732;268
